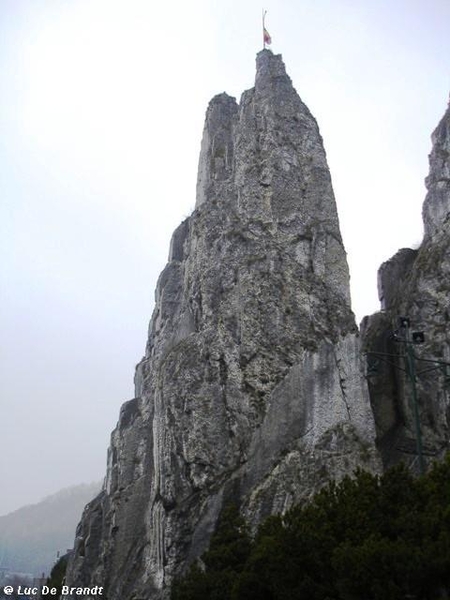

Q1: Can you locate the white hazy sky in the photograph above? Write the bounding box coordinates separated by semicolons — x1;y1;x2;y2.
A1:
1;0;449;516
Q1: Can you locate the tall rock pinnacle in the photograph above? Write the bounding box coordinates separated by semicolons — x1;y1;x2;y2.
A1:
362;103;450;470
64;51;379;600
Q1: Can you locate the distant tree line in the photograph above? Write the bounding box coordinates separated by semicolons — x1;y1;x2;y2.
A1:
171;456;450;600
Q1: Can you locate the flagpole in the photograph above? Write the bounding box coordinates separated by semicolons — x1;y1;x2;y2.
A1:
262;9;266;49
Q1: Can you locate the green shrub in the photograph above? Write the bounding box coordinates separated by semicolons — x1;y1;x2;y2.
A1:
172;456;450;600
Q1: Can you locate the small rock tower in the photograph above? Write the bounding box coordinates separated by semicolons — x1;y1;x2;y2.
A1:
362;102;450;471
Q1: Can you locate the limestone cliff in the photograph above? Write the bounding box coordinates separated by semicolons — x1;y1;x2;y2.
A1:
362;104;450;470
64;50;379;600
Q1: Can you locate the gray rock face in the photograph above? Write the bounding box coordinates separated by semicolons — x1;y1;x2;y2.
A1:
423;105;450;238
362;105;450;470
64;50;379;600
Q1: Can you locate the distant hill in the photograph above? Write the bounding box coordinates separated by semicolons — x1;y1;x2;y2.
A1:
0;482;101;577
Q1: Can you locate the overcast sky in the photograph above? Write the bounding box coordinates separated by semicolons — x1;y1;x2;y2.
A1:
1;0;449;516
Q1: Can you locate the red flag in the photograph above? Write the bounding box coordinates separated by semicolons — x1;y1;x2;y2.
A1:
263;27;272;45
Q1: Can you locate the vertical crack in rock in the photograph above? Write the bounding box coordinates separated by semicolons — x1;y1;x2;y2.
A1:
333;346;352;420
362;103;450;471
64;50;380;600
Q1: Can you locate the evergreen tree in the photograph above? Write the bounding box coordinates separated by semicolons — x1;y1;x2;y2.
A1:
171;504;251;600
172;456;450;600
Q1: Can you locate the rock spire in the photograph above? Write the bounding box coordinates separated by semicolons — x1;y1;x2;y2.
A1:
64;50;379;600
362;103;450;470
423;104;450;239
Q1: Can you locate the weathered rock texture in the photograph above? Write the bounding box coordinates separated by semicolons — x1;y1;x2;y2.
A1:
362;104;450;471
65;50;379;600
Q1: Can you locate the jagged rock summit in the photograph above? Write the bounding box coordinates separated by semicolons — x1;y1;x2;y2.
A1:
362;103;450;470
65;50;379;600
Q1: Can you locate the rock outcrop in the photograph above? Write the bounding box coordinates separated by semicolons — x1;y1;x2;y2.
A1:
64;50;379;600
362;104;450;471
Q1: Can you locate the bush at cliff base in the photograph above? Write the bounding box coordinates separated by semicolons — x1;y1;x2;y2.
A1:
46;553;69;596
171;455;450;600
